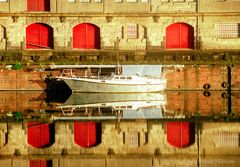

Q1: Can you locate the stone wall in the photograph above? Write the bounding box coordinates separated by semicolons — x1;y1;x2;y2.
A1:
199;0;240;13
151;0;197;13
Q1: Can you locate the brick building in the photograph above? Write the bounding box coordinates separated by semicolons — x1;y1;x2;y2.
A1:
0;0;239;51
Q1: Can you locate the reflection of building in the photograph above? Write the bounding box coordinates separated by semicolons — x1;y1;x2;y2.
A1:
1;156;240;167
0;90;240;118
0;121;240;156
1;121;240;166
165;91;229;116
0;1;239;50
0;121;197;156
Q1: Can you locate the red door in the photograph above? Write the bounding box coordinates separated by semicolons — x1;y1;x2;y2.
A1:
74;122;99;147
166;23;194;49
73;23;100;49
27;0;50;11
166;122;195;147
27;122;54;148
26;23;53;49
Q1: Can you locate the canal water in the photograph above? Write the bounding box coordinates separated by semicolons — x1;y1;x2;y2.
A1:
0;65;240;167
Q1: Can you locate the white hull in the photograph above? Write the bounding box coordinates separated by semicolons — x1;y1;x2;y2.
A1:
59;76;166;93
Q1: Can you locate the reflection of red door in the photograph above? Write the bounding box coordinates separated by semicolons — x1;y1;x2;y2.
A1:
26;23;53;49
73;23;100;49
166;23;194;49
27;0;50;11
29;160;51;167
166;122;195;147
74;122;97;147
27;122;54;148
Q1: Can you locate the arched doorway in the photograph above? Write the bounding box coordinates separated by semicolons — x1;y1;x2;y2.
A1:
166;122;195;148
26;23;53;49
27;122;55;148
74;122;101;147
27;0;50;11
73;23;100;49
166;23;194;49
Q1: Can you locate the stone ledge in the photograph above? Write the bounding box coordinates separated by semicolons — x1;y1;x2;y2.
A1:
0;50;238;65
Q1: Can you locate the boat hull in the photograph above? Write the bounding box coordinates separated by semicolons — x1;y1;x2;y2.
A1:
61;78;166;93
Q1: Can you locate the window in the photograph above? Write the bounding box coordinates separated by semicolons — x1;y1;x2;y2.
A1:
0;0;7;2
27;0;50;11
68;0;76;2
127;24;138;39
141;0;148;2
94;0;102;2
218;23;240;38
115;0;123;2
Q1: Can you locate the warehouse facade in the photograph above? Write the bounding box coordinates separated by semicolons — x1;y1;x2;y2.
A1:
0;0;239;51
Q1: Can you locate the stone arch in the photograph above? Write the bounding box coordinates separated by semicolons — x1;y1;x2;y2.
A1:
26;23;53;49
166;22;194;49
72;23;100;49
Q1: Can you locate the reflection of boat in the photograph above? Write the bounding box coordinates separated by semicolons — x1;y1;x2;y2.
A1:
55;93;166;119
57;93;166;111
57;69;166;93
